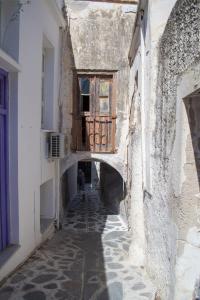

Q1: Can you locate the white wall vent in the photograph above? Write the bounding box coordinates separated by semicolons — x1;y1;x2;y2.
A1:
48;133;66;159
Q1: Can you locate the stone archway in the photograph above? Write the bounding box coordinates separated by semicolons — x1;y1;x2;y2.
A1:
60;156;128;225
60;152;127;182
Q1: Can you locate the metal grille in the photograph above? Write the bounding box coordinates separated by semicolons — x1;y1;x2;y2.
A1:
49;133;65;159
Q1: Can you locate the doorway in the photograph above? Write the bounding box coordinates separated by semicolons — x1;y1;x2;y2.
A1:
78;161;92;183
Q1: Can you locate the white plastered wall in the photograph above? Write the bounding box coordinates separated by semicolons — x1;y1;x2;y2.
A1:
128;46;146;266
0;0;62;281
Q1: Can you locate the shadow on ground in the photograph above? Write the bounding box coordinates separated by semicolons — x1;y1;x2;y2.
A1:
0;189;155;300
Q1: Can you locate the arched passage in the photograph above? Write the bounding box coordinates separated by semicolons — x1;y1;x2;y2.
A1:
61;158;128;225
57;160;140;300
60;152;127;183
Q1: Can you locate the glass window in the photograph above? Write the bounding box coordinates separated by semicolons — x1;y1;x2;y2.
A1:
99;80;110;114
79;77;90;112
100;97;109;113
80;78;90;94
81;95;90;111
99;80;109;97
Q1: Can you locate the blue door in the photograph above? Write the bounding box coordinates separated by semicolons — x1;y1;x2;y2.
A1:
0;69;9;251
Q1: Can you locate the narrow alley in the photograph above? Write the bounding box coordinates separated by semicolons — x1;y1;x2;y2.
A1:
1;0;200;298
0;187;155;300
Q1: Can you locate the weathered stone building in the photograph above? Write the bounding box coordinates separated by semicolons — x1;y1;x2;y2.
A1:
59;0;137;223
129;0;200;299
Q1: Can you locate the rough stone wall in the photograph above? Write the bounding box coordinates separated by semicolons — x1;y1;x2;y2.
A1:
145;0;200;298
155;0;200;165
185;97;200;184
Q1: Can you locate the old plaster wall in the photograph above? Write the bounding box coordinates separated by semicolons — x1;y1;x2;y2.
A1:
127;0;177;291
173;92;200;300
128;81;145;265
61;0;136;181
127;46;146;266
59;11;75;146
146;0;200;299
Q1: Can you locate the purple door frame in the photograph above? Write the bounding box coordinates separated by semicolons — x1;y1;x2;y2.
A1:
0;68;9;251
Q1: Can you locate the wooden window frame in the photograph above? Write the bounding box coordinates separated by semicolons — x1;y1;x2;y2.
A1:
72;71;117;153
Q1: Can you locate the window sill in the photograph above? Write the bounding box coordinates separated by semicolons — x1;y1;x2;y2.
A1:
0;244;20;269
0;48;21;72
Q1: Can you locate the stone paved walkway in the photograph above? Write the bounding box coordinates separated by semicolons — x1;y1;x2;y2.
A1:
0;190;155;300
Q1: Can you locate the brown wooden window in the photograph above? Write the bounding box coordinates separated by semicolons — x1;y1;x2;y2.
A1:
72;73;116;153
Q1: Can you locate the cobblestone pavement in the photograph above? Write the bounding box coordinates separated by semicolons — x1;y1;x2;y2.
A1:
0;190;156;300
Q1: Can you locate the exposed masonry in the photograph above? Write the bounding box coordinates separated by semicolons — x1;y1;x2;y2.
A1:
145;0;200;298
155;0;200;163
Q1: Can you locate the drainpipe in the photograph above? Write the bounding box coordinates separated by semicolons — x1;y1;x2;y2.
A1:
55;159;61;229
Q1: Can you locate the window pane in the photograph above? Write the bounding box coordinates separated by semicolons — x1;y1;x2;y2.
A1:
81;95;90;112
99;80;109;97
99;97;109;113
80;78;90;94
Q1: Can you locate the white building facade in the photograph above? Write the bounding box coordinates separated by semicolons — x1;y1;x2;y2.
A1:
0;0;66;281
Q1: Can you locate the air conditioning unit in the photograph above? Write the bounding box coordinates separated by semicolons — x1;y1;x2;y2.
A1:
48;133;66;159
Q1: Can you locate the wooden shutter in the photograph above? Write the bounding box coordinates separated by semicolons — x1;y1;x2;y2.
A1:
72;74;116;153
93;76;115;153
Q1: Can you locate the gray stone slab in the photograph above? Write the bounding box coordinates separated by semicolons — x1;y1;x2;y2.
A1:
0;286;14;300
32;274;57;284
107;262;124;269
44;283;58;289
99;282;123;300
23;291;46;300
132;283;146;290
